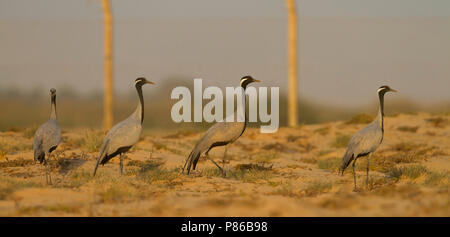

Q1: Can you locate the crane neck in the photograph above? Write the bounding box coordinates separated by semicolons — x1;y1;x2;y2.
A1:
238;86;249;123
134;84;145;124
50;94;57;120
375;91;385;131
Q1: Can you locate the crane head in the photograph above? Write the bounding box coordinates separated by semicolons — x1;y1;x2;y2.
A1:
49;88;56;97
378;85;397;94
135;77;155;86
240;75;260;89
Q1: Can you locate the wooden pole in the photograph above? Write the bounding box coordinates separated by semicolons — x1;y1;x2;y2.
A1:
101;0;114;130
286;0;298;127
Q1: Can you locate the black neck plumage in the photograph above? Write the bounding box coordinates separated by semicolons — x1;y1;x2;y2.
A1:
136;84;144;124
378;91;385;132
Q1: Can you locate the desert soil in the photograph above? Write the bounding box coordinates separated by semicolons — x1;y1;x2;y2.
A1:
0;113;448;216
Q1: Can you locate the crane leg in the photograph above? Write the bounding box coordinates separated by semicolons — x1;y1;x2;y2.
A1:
44;161;48;184
366;154;371;187
120;153;124;175
48;153;53;185
205;154;224;176
352;159;357;191
222;146;228;177
45;160;52;185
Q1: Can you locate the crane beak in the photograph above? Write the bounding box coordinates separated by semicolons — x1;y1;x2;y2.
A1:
390;88;398;93
145;81;155;85
253;79;261;83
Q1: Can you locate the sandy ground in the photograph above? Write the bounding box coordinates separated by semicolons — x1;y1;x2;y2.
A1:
0;113;448;216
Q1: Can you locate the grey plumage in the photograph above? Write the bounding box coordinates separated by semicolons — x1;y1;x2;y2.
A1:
33;88;62;185
93;77;154;176
340;85;397;190
183;75;260;175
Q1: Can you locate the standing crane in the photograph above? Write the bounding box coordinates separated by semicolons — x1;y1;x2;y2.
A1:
33;88;62;185
183;76;260;175
93;78;155;176
340;85;397;191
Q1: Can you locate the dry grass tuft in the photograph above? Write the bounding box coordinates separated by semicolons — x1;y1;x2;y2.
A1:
71;130;104;152
18;204;82;215
231;169;273;183
426;116;448;128
424;171;449;187
0;158;33;168
387;165;428;180
397;126;419;133
235;163;273;171
314;126;331;136
134;160;181;186
58;169;92;188
203;164;273;183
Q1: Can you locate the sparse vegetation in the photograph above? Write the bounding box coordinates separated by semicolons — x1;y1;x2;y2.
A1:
60;170;91;188
0;176;42;200
424;171;449;187
299;157;317;164
386;165;449;191
270;182;298;197
98;184;133;203
202;164;273;183
150;140;168;150
426;117;448;128
314;126;330;136
0;141;32;154
251;152;278;164
73;130;103;152
331;134;351;148
397;126;419;133
317;157;340;171
387;165;429;180
304;180;332;197
133;160;181;186
0;111;448;216
345;114;374;125
262;142;297;153
23;125;38;139
18;204;82;215
0;158;33;168
163;130;197;139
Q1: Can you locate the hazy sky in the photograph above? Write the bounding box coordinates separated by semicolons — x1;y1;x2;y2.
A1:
1;0;449;107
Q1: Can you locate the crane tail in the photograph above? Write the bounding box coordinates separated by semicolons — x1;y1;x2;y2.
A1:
93;156;101;177
184;148;201;175
340;151;354;175
93;140;109;177
33;140;45;164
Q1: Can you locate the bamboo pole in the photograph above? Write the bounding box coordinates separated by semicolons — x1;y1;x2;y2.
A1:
286;0;298;127
101;0;114;130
